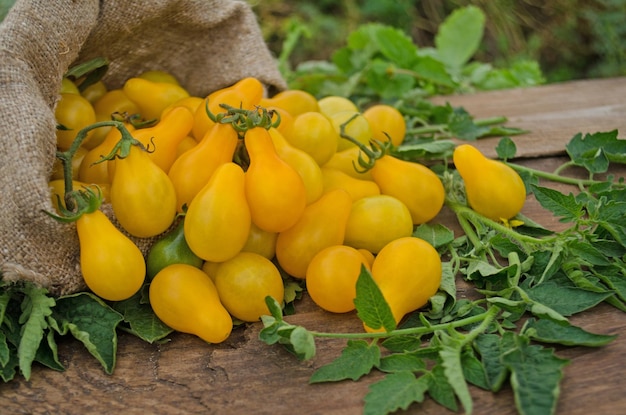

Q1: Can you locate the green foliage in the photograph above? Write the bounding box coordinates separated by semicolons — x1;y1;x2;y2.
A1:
259;129;626;415
250;0;626;83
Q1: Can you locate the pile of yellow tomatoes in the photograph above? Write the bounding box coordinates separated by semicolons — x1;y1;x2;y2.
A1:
50;71;446;343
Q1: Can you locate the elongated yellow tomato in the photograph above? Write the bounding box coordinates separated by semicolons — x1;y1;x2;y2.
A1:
371;155;445;225
365;237;442;332
110;145;177;237
362;104;406;147
214;252;284;322
320;167;380;201
260;89;319;117
131;106;194;173
284;112;338;166
184;162;251;262
306;245;371;313
244;127;307;233
344;195;413;254
453;144;526;221
149;264;232;343
322;146;374;181
77;209;145;301
268;127;324;204
123;77;190;121
168;122;239;211
161;96;203;119
79;123;135;185
138;70;181;85
275;189;353;279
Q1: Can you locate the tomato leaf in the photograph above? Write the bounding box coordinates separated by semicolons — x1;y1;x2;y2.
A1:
17;283;55;380
52;292;124;374
109;288;172;343
531;185;585;223
377;351;426;373
309;340;380;383
354;266;396;332
503;335;569;415
524;318;617;347
364;371;429;415
438;336;473;414
425;364;458;411
435;5;485;69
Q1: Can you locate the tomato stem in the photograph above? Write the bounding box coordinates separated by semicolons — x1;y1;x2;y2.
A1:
307;306;500;340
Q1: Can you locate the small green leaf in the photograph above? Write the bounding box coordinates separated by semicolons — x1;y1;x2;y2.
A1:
354;266;396;332
109;289;172;343
364;371;429;415
531;185;584;223
18;284;55;380
426;364;458;411
461;349;490;390
310;340;380;382
524;281;613;316
378;351;426;373
503;336;569;415
412;223;455;249
439;338;473;414
566;130;626;173
448;107;490;140
474;332;516;392
435;5;486;68
496;137;517;160
524;318;617;347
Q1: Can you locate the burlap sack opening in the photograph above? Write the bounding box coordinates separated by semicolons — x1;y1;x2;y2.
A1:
0;0;287;295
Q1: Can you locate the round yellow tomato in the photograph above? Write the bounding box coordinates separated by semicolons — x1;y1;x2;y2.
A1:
214;252;285;322
362;104;406;147
284;111;338;166
55;93;96;150
344;195;413;254
317;96;358;118
306;245;371;313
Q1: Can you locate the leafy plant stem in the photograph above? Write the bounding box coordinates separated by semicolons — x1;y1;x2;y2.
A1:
405;115;507;137
446;199;556;247
507;161;618;188
306;308;497;340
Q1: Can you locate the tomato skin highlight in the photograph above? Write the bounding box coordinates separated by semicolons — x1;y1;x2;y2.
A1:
76;209;145;301
149;264;233;344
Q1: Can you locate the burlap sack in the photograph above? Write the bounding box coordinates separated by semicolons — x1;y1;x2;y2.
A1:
0;0;286;295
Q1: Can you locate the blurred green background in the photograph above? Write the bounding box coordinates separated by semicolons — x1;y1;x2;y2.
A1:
248;0;626;83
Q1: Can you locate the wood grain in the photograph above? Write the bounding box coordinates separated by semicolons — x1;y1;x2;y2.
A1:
2;77;626;415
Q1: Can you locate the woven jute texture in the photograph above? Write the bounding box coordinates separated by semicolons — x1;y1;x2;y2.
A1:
0;0;286;295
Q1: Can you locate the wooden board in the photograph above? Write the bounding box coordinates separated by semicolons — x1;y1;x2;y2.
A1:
2;77;626;415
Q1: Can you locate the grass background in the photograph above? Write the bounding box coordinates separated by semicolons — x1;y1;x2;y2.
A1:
249;0;626;83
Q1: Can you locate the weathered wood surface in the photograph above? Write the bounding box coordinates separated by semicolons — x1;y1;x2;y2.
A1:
2;77;626;415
